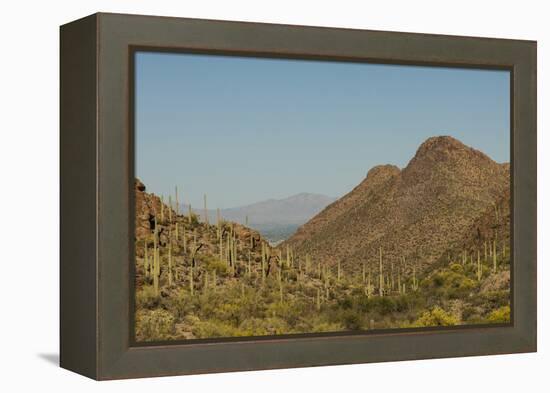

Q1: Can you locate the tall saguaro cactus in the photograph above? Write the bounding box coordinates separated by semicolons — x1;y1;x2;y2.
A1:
412;264;419;291
168;238;173;286
189;264;194;296
216;208;221;239
203;193;208;224
219;229;223;262
261;242;266;283
379;247;384;296
493;239;497;273
153;217;160;296
168;195;173;223
397;265;402;294
316;288;321;311
477;249;482;281
144;240;149;279
175;186;179;216
248;250;252;277
182;228;187;252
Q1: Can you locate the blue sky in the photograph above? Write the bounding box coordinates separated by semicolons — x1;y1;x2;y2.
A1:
135;51;510;209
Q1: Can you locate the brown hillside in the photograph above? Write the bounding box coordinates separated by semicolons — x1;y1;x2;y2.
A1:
281;136;510;275
442;177;510;264
134;179;275;289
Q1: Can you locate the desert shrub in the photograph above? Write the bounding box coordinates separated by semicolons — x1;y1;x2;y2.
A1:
200;255;229;276
449;263;464;273
487;305;511;323
483;290;510;308
187;213;200;227
165;288;194;319
356;295;397;315
309;321;344;333
461;305;479;322
411;306;459;327
135;309;175;341
354;293;421;316
341;297;354;310
135;284;159;309
470;290;509;313
238;317;289;336
192;319;240;338
423;269;477;299
341;309;363;330
266;298;296;320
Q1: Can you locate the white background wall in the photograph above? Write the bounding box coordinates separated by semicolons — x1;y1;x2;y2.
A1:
0;0;546;390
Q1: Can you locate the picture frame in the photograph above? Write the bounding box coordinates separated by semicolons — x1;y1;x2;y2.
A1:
60;12;537;380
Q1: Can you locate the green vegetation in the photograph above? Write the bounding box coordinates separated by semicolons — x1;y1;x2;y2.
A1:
134;186;511;342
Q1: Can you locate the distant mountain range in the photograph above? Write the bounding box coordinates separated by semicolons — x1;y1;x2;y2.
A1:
179;193;336;244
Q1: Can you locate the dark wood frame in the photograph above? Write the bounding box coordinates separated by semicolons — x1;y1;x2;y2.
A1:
60;12;537;380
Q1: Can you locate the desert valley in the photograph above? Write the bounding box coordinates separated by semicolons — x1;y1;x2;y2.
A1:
134;136;511;342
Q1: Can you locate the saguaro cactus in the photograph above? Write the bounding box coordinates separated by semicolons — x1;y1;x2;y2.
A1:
397;265;402;294
477;249;482;281
144;240;149;279
153;220;160;296
379;247;384;296
316;288;321;311
153;247;160;296
412;264;419;291
286;244;290;268
493;239;497;273
182;228;187;252
248;250;252;277
219;230;223;261
391;262;395;292
189;264;194;296
216;208;221;238
261;242;266;283
168;238;173;286
367;268;373;297
175;186;179;216
203;193;208;224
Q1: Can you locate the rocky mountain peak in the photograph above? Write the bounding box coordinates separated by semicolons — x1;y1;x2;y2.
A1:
408;135;491;168
364;164;401;185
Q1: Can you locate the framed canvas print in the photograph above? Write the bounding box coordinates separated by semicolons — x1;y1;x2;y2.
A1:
60;13;537;380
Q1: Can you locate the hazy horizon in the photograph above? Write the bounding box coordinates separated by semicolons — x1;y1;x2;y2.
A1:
135;51;510;209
